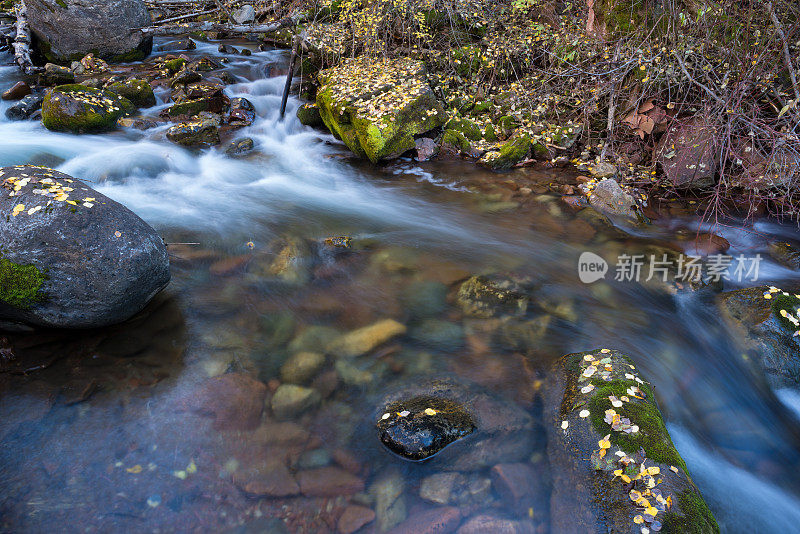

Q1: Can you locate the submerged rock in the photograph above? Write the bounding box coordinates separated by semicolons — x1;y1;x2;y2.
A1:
718;286;800;388
0;165;170;328
375;379;535;470
457;275;529;318
225;137;255;157
41;84;135;133
316;57;445;162
271;384;321;420
27;0;152;63
768;241;800;270
326;318;407;358
544;348;718;534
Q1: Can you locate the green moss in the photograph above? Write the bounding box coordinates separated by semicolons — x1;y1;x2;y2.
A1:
771;293;800;333
445;115;481;141
55;0;66;8
472;101;491;114
105;79;156;108
484;123;498;142
42;84;135;133
662;489;720;534
595;0;645;36
485;131;530;169
166;97;214;117
586;379;687;470
442;129;471;153
108;48;148;63
296;102;323;127
0;256;47;309
497;115;517;137
451;45;489;76
164;58;186;74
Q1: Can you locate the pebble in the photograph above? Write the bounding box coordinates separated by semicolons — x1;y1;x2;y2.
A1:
270;384;321;420
281;351;326;384
326;319;407;358
387;507;461;534
296;466;365;497
338;505;376;534
2;81;31;101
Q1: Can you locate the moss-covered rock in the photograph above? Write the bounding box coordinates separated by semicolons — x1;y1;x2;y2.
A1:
441;129;472;154
545;348;718;534
480;130;530;170
41;84;135;133
316;57;446;162
166;113;220;146
105;78;156;108
456;275;528;318
451;44;489;77
164;58;186;75
0;256;47;309
718;286;800;388
445;115;481;141
297;102;323;127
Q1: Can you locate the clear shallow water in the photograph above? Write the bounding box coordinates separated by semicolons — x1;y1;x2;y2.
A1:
1;39;800;533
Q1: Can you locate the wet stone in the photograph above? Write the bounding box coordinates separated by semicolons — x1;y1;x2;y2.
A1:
326;318;407;358
280;351;325;384
271;384;321;420
457;275;529;318
456;515;535;534
5;94;43;121
2;81;31;101
338;505;375;534
297;466;365;497
371;468;407;531
376;395;475;461
409;319;464;351
388;506;461;534
225;137;255;157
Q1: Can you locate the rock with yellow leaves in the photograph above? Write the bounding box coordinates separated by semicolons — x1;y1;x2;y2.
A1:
545;349;718;534
375;378;534;470
718;286;800;389
316;57;446;163
41;84;135;134
0;165;170;329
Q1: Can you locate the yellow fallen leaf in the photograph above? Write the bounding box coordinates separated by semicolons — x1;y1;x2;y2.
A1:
186;460;197;474
12;204;25;216
126;464;142;474
646;466;660;475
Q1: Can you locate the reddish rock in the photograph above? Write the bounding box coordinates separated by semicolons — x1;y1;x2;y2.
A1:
490;463;541;514
456;515;535;534
332;448;362;475
338;505;376;534
2;81;32;101
192;373;267;431
297;466;364;497
656;118;718;189
238;460;300;497
388;506;462;534
560;195;587;211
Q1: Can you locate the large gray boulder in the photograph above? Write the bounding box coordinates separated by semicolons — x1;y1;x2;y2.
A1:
0;165;169;328
26;0;152;64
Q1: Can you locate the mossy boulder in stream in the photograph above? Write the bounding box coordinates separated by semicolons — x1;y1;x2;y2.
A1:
316;57;446;162
0;165;170;328
544;348;718;534
718;286;800;388
480;130;531;170
41;84;135;133
105;78;156;108
297;102;323;127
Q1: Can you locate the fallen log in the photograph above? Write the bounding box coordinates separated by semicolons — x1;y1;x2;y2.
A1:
138;14;301;36
13;1;36;75
152;8;218;25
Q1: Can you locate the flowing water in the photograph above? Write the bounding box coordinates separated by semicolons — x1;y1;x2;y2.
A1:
1;38;800;533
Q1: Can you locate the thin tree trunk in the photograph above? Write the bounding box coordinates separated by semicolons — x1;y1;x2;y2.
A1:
13;1;35;75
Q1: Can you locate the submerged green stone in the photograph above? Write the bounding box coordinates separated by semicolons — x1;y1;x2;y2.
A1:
377;395;475;461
